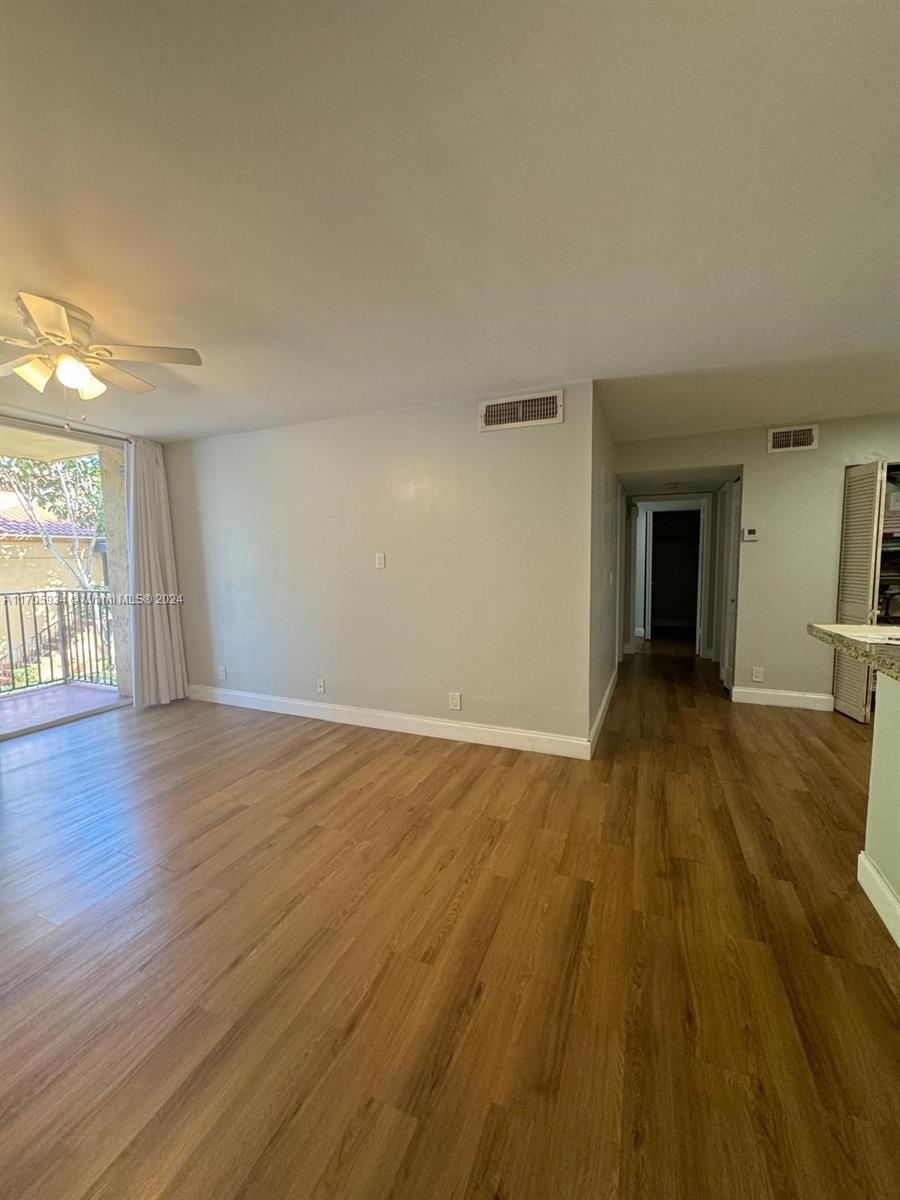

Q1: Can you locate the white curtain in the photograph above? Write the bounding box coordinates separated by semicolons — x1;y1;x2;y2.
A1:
127;438;188;707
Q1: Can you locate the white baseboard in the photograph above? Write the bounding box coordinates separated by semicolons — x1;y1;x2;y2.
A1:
858;851;900;949
589;668;619;756
731;687;834;712
635;627;645;639
188;684;593;760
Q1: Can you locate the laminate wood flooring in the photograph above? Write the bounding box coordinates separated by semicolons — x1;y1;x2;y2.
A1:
1;644;897;1199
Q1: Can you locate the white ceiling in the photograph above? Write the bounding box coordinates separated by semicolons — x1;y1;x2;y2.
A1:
619;466;741;497
1;0;898;442
598;352;900;442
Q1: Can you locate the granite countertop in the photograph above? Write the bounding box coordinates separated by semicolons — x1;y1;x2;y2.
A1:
808;624;900;683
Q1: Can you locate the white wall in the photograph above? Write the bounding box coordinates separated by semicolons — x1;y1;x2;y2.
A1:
165;382;599;743
589;386;620;730
615;414;900;699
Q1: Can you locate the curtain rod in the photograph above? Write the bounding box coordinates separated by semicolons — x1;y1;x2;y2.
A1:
0;410;132;450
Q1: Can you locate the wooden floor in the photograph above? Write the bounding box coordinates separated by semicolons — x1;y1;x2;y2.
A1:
1;645;898;1199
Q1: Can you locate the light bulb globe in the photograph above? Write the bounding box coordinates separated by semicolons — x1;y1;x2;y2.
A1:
55;355;92;389
79;377;107;401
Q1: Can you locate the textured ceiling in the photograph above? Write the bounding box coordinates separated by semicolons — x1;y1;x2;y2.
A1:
1;0;898;442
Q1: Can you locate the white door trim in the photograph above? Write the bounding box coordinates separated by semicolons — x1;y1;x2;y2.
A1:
645;509;654;640
722;479;742;689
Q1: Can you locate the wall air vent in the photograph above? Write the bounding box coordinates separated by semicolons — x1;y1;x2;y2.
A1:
479;390;564;431
767;424;819;453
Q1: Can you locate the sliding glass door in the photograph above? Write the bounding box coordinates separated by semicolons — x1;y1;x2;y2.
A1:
0;420;131;738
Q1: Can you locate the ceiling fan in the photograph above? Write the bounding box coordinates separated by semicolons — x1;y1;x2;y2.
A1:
0;292;202;401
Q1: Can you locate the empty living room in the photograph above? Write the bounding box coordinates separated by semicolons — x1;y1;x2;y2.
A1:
1;2;899;1198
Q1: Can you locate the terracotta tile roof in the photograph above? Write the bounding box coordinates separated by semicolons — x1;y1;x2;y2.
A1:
0;492;95;539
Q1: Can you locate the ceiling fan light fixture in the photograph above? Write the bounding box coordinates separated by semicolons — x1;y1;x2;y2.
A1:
55;354;93;389
4;291;201;398
78;376;107;401
12;357;54;393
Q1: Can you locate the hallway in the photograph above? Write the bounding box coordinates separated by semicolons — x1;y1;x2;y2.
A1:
0;648;897;1199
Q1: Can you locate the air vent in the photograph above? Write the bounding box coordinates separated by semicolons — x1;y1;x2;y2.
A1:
479;390;564;431
767;424;819;453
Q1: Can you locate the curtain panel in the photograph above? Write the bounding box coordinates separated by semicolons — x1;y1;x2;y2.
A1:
127;438;188;707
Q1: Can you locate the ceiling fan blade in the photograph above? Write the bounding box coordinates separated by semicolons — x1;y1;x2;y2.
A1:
18;292;71;343
87;343;202;366
1;334;41;348
90;360;155;393
1;351;44;375
0;354;54;392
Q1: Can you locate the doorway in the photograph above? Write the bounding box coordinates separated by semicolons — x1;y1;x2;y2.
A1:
619;467;743;685
631;496;710;657
648;508;700;643
0;420;132;738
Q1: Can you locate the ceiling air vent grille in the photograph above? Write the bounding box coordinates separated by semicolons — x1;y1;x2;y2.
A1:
479;390;564;431
767;424;819;453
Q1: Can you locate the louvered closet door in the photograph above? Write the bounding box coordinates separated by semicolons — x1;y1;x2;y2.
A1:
833;461;886;722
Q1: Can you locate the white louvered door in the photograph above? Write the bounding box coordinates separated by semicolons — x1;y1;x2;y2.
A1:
833;461;886;722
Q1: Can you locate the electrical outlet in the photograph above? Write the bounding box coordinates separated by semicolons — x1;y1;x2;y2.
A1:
375;551;386;569
448;691;461;711
751;666;764;682
316;677;326;694
216;665;227;682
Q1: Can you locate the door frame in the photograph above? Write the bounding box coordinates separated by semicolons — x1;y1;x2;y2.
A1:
623;499;638;655
720;479;742;690
637;495;711;656
713;484;728;664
